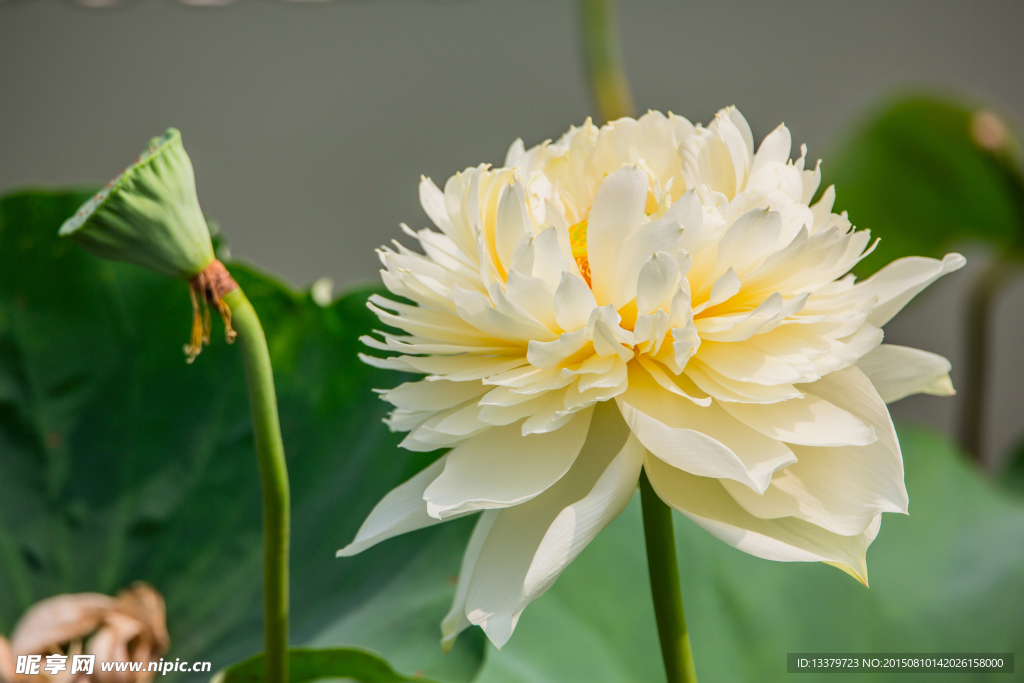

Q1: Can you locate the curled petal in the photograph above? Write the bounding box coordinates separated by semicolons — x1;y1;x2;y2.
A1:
856;344;955;403
338;455;452;557
424;409;594;519
457;403;643;648
617;363;794;492
645;453;878;585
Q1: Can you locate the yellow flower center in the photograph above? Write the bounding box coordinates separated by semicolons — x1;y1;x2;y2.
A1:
569;219;591;287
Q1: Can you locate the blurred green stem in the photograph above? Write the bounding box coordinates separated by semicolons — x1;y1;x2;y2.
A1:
960;255;1013;464
579;0;636;123
223;287;290;683
960;148;1024;465
640;470;698;683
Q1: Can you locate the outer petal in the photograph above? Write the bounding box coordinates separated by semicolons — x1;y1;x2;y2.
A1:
861;253;966;326
337;455;452;557
856;344;955;403
383;378;488;412
720;392;876;447
459;403;644;648
441;510;499;653
424;408;594;519
722;365;907;536
644;453;880;584
617;362;795;492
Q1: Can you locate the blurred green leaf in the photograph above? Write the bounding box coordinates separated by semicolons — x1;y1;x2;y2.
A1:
0;190;483;683
823;96;1024;275
212;647;441;683
476;426;1024;683
1000;439;1024;498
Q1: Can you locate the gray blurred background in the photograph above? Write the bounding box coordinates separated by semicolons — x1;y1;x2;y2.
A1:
2;0;1023;466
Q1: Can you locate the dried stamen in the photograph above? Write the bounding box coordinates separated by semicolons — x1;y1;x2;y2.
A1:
184;260;239;362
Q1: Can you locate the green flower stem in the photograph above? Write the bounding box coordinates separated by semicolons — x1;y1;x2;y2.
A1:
222;287;290;683
959;152;1024;465
639;470;697;683
578;0;636;123
959;255;1013;464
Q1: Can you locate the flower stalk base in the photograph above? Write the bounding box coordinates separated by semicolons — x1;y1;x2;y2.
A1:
221;286;291;683
640;469;697;683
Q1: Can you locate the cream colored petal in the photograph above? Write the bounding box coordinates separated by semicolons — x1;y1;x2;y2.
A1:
367;299;490;345
553;270;598;332
695;292;794;342
382;379;487;412
861;253;966;327
856;344;955;403
691;268;740;313
362;333;519;357
723;106;755;165
590;307;635;362
587;167;650;306
609;220;685;308
481;365;551;389
532;226;582;289
750;123;792;177
424;408;594;519
451;286;547;343
11;593;116;655
617;363;794;492
400;400;488;448
463;403;643;648
431;401;490;438
723;391;906;533
645;454;879;584
505;271;558;331
521;391;577;435
810;186;836;232
696;339;807;385
662;187;703;232
402;355;528;382
797;365;908;513
495;182;533;273
403;225;477;280
720;390;876;447
632;110;682;185
636;357;711;406
441;511;499;654
723;366;907;536
337;455;453;557
489;283;561;341
478;392;555;426
713;208;782;278
378;247;480;300
636;252;680;314
574;354;627;392
526;327;591;369
722;428;903;536
682;130;737;200
419;176;454;234
685;360;804;404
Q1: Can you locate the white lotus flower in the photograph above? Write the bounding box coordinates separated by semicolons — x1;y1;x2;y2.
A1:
338;107;964;650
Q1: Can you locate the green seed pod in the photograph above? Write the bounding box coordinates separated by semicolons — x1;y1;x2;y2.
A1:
59;128;215;280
